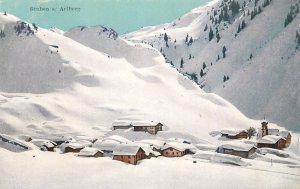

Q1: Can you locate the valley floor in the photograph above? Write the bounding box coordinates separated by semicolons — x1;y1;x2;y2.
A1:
1;147;299;189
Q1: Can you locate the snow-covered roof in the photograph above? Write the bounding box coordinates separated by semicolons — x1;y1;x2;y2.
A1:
113;144;144;155
219;143;256;152
161;142;194;152
277;131;290;138
268;129;279;135
167;138;191;144
77;140;93;147
135;139;165;148
220;128;247;136
112;120;132;127
257;135;286;144
78;147;103;156
103;135;131;143
131;120;161;127
31;139;57;148
195;144;218;152
60;142;84;150
93;139;120;152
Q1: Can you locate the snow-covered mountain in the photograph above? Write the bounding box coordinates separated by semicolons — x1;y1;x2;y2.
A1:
125;0;300;132
0;13;258;141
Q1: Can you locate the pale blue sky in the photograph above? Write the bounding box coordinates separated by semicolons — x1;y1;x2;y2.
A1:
0;0;211;34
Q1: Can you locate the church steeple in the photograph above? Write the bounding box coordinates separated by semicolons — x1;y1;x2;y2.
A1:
261;115;268;137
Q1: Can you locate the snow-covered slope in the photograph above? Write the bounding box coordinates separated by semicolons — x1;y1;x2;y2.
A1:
125;0;300;132
0;13;258;141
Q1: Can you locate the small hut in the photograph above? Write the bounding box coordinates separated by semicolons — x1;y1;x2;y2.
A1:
78;147;104;158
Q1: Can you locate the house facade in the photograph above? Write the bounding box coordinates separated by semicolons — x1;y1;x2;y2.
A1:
162;147;186;157
132;121;163;135
113;144;146;165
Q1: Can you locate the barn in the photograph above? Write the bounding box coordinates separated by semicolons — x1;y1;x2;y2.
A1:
78;147;104;157
257;135;286;150
131;121;163;135
217;143;257;158
220;128;248;139
113;144;146;165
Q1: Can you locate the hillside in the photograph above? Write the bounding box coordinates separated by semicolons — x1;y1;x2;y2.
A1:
0;13;257;141
125;0;300;132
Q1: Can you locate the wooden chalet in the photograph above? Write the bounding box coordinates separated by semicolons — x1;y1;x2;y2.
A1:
113;144;146;165
161;142;195;157
257;135;286;150
78;147;104;158
131;121;163;135
220;128;248;139
217;143;256;158
61;142;84;153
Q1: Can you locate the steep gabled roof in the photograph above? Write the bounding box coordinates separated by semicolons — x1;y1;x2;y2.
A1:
78;147;103;156
113;144;144;155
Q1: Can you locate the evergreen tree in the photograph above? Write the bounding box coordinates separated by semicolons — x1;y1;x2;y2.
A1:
185;33;189;43
160;47;163;52
222;46;227;58
241;20;246;29
217;55;220;61
200;69;204;77
189;54;192;59
223;75;227;82
209;27;214;41
258;6;262;14
180;58;184;68
32;23;38;31
188;37;193;46
203;62;207;70
204;24;208;31
4;11;7;16
247;127;256;139
237;24;241;33
227;75;230;80
216;33;221;43
190;73;198;84
164;33;168;42
250;53;253;59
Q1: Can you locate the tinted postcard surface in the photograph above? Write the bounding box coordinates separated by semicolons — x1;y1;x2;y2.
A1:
0;0;299;188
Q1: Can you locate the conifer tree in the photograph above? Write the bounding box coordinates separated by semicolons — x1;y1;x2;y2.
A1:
222;46;227;58
209;27;214;41
180;58;184;68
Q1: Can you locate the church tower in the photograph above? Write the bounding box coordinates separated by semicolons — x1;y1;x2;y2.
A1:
261;115;268;137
